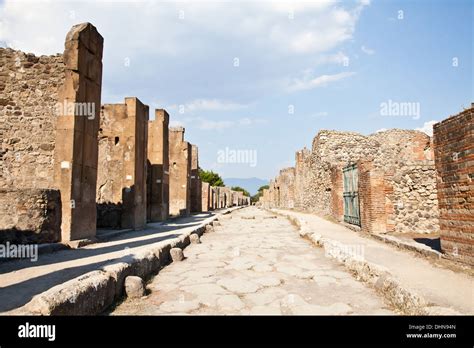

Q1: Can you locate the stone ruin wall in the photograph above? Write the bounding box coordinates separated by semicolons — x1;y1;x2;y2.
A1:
0;49;64;190
147;109;170;222
294;147;311;210
276;167;295;209
169;127;191;216
96;98;148;230
269;128;440;235
0;49;64;243
190;144;202;212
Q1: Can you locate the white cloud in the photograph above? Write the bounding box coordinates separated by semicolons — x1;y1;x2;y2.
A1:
198;119;235;131
0;1;369;56
0;0;369;103
415;120;438;136
286;71;355;92
167;99;248;113
361;45;375;55
189;116;267;131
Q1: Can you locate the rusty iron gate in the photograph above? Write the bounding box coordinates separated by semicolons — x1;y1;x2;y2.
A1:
343;163;360;226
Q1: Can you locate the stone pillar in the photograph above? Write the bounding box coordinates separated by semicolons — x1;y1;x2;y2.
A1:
433;106;474;265
54;23;103;241
330;165;344;222
147;109;170;221
358;160;387;234
96;97;148;230
169;127;191;216
190;144;202;212
201;182;210;212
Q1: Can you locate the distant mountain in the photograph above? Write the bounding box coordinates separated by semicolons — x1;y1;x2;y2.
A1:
223;177;269;196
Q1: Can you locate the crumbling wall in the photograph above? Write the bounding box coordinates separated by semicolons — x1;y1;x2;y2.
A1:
263;128;440;236
0;22;103;242
96;97;148;230
277;167;295;209
434;106;473;265
169;127;191;216
0;189;61;243
294;147;311;210
0;50;64;190
147;109;169;221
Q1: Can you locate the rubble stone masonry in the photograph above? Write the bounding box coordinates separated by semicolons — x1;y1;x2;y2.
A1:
263;128;440;236
0;23;103;242
433;106;473;265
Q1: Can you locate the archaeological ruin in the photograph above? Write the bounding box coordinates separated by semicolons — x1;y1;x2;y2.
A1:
0;23;103;243
168;127;191;217
433;105;473;265
190;144;202;213
96;97;148;230
259;106;473;265
147;109;170;222
0;22;250;246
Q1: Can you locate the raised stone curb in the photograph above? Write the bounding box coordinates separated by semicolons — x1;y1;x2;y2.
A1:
19;207;245;315
371;234;442;260
268;209;461;315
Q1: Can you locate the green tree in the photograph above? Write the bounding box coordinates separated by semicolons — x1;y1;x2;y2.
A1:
231;186;250;197
199;169;224;187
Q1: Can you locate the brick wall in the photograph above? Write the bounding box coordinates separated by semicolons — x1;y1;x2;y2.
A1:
433;106;473;265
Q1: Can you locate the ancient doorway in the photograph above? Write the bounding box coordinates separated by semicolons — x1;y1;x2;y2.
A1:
343;163;360;226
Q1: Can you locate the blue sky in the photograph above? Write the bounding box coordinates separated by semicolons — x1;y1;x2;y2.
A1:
0;0;472;180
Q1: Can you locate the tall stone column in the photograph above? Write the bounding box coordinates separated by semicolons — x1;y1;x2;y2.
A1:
96;97;148;230
54;23;103;241
147;109;170;221
169;127;191;216
190;144;202;212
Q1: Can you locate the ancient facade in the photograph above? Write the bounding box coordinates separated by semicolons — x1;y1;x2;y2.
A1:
147;109;169;222
0;23;103;243
168;127;191;216
190;145;202;212
433;105;473;265
262;129;440;235
96;97;148;230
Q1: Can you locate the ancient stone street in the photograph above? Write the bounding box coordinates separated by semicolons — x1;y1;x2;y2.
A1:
111;207;394;315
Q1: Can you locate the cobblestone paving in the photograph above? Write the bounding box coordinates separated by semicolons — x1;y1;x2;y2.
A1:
111;207;394;315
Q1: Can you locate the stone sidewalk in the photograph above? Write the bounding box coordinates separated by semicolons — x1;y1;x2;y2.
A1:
271;209;473;315
0;208;238;315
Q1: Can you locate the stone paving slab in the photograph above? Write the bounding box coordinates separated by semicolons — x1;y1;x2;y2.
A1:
111;207;395;315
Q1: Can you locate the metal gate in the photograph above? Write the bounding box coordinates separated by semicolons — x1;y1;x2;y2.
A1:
343;163;360;226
